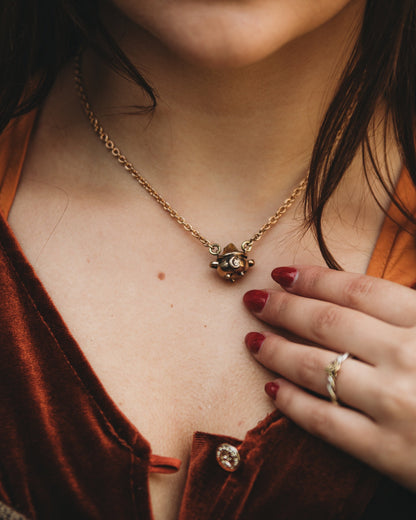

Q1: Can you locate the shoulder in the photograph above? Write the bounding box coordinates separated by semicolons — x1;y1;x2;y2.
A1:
367;168;416;286
0;110;38;219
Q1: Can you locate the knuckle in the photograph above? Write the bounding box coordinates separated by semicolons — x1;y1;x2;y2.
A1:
260;338;279;366
312;304;341;340
378;382;416;421
278;385;295;410
389;343;407;369
270;292;291;322
304;266;324;293
389;331;416;369
378;389;403;419
342;275;375;308
306;406;333;439
296;350;323;387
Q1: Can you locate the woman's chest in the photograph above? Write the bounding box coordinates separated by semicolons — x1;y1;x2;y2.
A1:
7;171;385;441
6;172;386;519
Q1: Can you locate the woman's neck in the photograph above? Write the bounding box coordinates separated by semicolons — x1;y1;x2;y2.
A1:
81;2;364;208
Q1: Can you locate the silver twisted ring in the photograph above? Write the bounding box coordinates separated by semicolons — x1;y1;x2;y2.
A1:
325;352;350;405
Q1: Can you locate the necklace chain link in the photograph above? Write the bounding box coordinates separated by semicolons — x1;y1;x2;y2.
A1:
74;55;307;258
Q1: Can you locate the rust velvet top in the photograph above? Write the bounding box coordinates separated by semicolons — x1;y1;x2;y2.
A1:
0;112;415;519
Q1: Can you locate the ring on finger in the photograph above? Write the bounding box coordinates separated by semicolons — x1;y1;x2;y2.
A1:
325;352;350;405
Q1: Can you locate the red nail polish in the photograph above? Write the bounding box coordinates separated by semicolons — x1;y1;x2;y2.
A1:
245;332;265;353
265;381;280;400
411;280;416;290
243;290;269;313
271;267;298;288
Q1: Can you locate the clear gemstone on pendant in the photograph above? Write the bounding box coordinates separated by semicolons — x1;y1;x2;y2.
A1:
230;256;242;269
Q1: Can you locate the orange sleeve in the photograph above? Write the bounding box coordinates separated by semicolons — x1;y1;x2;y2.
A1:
0;110;38;219
366;168;416;286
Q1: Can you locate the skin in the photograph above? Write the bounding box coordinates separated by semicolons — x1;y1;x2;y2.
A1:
89;0;368;215
104;0;359;68
244;267;416;491
7;0;413;518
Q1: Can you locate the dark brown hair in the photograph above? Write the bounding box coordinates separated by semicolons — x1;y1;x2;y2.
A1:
1;0;415;268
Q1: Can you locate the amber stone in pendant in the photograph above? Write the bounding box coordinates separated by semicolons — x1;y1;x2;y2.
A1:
210;243;255;282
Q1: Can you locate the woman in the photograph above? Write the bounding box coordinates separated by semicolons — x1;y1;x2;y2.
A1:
0;0;415;518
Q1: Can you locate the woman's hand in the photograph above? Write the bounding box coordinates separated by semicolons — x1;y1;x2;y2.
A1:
243;266;416;491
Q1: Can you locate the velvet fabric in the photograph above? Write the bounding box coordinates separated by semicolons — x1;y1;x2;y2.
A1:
0;113;415;519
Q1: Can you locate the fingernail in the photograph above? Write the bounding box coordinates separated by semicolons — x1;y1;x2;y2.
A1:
243;290;269;313
265;381;280;400
271;267;298;288
245;332;265;354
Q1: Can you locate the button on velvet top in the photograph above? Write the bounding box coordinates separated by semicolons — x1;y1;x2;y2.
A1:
216;443;241;472
0;113;415;519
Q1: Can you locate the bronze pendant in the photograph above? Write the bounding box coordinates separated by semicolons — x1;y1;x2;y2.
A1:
210;243;255;282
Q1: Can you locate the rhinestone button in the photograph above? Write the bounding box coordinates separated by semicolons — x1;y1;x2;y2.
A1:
216;443;240;472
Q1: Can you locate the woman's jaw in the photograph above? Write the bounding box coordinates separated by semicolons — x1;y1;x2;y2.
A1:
105;0;364;69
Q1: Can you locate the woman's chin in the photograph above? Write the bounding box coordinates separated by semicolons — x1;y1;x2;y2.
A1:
112;1;304;70
143;10;296;70
158;31;287;70
111;0;361;70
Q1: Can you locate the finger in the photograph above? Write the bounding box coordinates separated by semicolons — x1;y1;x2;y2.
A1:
265;378;384;473
243;289;405;365
272;265;416;327
246;332;379;418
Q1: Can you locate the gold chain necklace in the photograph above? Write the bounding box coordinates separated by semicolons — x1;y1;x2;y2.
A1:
74;56;308;282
